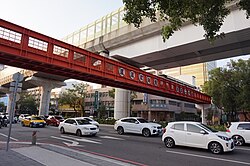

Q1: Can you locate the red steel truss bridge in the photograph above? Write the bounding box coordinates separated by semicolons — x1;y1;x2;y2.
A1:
0;19;210;104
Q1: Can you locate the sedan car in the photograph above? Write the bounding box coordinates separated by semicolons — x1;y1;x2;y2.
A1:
21;116;46;128
114;117;162;137
226;122;250;146
76;117;99;128
59;118;99;136
162;121;234;154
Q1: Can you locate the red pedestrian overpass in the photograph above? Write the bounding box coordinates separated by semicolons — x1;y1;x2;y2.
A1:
0;19;210;104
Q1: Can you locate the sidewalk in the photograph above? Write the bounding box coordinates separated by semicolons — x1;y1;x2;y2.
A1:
0;143;138;166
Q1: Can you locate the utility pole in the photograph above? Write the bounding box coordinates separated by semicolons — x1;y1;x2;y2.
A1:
6;72;23;151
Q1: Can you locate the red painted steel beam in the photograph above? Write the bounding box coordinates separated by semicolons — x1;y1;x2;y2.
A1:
0;19;211;104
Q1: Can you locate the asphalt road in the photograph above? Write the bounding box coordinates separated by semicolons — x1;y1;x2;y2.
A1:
1;123;250;166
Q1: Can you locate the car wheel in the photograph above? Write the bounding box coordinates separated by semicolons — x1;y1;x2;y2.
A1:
76;129;82;137
117;126;124;135
164;137;175;148
232;135;245;146
209;142;223;154
142;128;151;137
60;127;65;134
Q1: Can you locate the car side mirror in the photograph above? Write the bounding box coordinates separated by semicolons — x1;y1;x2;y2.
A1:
200;130;207;134
73;123;77;125
135;121;139;124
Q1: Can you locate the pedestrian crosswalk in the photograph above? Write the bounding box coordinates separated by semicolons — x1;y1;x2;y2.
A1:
51;134;125;147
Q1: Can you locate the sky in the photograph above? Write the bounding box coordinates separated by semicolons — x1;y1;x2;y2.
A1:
1;0;249;69
0;0;124;40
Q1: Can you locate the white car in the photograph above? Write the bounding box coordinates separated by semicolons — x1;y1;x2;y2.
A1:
226;122;250;146
114;117;162;137
162;121;234;154
76;117;99;128
59;118;99;136
18;114;30;122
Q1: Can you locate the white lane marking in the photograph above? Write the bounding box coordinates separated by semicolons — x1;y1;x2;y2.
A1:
236;147;250;151
0;133;19;141
166;150;250;165
51;136;82;147
99;136;125;140
0;141;30;144
60;135;102;144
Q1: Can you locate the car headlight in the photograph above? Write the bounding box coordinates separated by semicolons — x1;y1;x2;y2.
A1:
217;135;230;141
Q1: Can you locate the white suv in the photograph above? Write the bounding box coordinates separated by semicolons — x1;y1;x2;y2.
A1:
162;121;234;154
226;122;250;146
114;117;162;137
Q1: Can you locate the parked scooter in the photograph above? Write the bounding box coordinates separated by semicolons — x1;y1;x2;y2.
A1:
0;116;8;128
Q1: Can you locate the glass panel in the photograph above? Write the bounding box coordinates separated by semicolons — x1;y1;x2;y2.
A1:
53;45;69;58
73;32;80;46
28;37;48;51
74;52;86;63
91;57;102;69
106;63;114;72
0;27;22;43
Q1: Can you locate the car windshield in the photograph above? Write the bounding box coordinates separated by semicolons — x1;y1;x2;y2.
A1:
76;119;91;125
198;123;218;133
31;117;42;120
137;118;148;123
84;118;93;122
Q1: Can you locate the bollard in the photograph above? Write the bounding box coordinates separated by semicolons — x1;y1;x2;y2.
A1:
32;131;37;145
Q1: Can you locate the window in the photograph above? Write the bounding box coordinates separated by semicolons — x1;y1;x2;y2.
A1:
187;124;202;133
64;119;75;124
121;118;136;123
171;123;184;131
169;100;177;106
184;103;195;108
237;123;250;130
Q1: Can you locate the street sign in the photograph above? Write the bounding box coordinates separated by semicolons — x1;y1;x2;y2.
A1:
6;72;23;151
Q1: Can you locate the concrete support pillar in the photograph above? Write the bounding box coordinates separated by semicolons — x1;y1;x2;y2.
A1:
25;76;66;116
148;110;152;121
114;88;130;120
39;84;53;115
195;104;211;124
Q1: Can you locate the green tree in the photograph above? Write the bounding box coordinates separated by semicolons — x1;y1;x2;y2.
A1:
122;0;250;42
203;59;250;121
58;83;88;117
17;93;38;115
98;104;107;119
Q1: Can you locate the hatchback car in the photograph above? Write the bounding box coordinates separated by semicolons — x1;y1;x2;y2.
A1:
114;117;162;137
226;122;250;146
162;121;234;154
21;116;46;128
59;118;99;136
46;115;64;126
